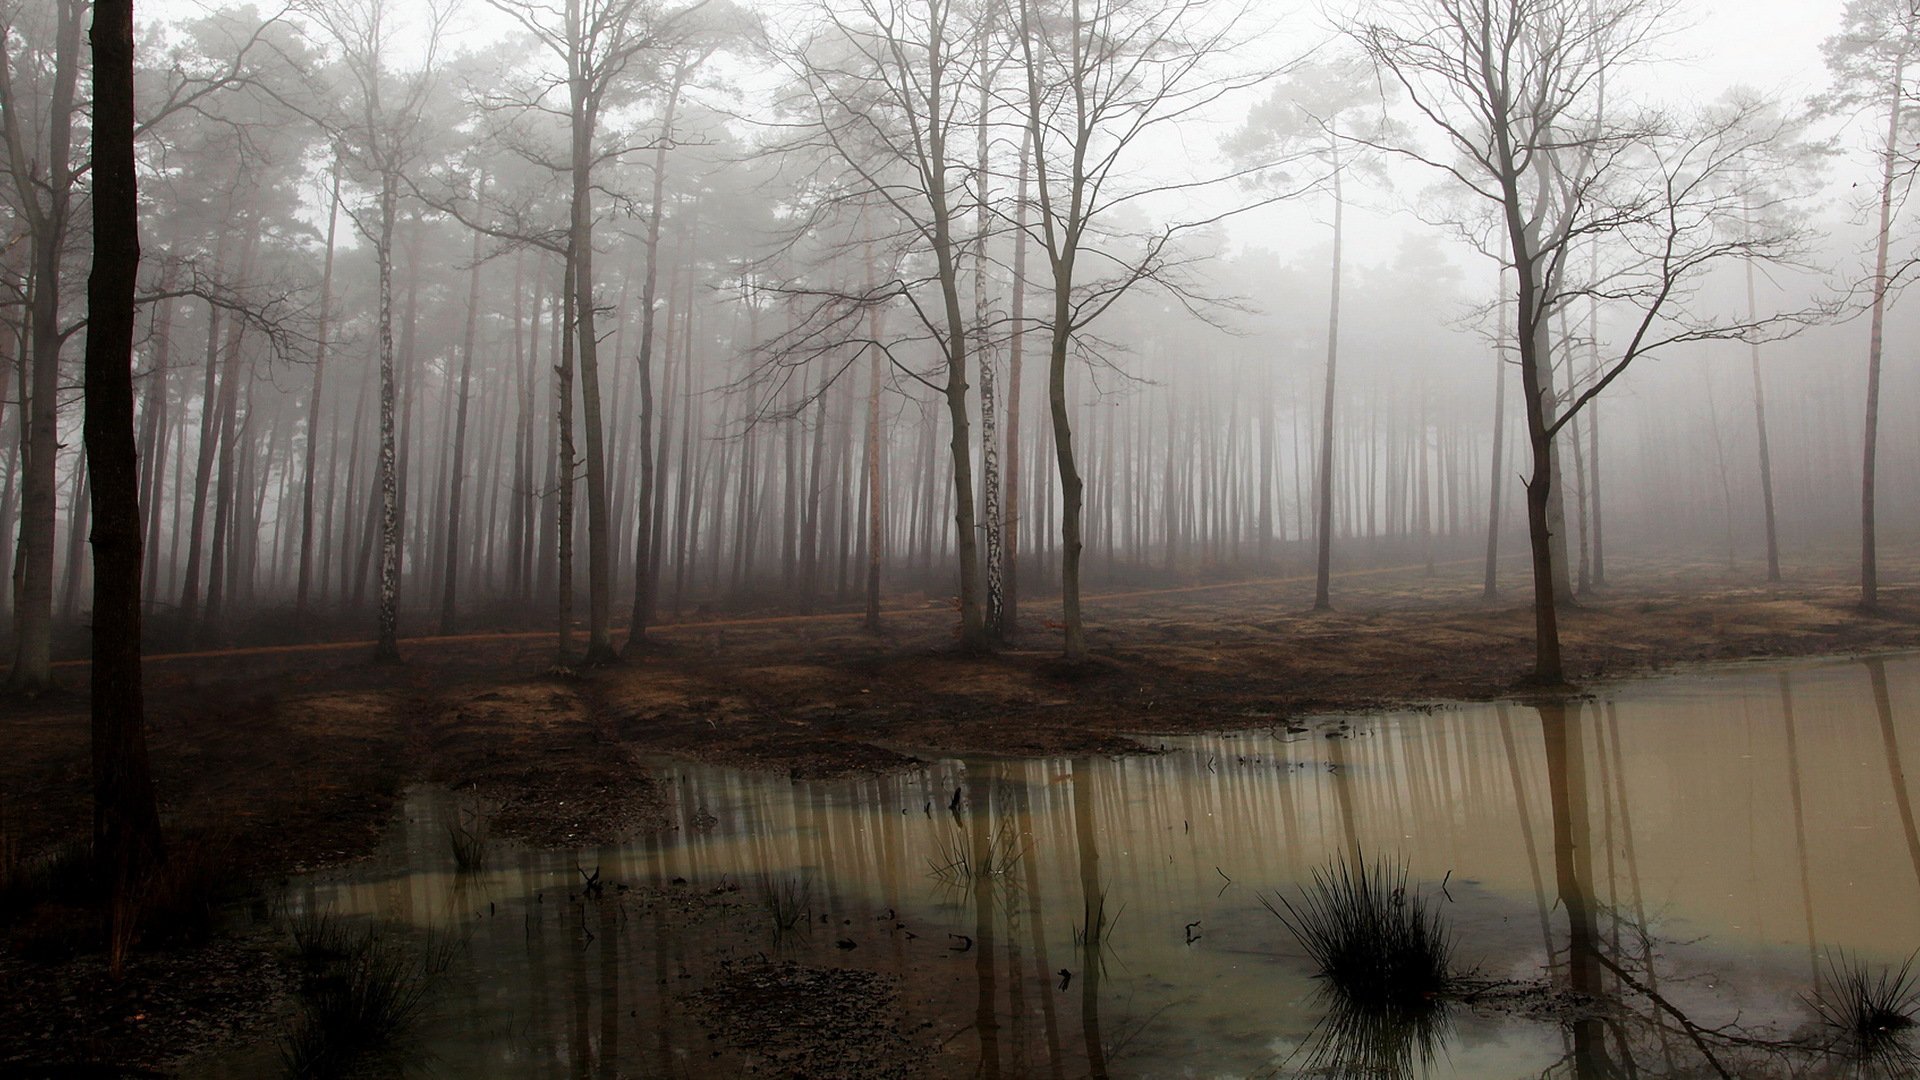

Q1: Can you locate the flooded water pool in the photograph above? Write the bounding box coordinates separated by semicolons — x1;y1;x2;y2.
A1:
202;651;1920;1077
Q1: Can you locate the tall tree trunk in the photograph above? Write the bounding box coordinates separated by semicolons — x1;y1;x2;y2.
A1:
556;248;579;662
61;452;89;620
1483;275;1508;599
1513;237;1564;683
297;161;342;616
85;0;164;962
179;231;246;623
1585;244;1605;587
6;0;82;694
864;246;886;631
1048;278;1085;660
976;17;1005;637
570;92;617;664
373;173;402;662
202;319;245;635
137;272;175;612
439;208;485;635
1746;234;1780;584
624;75;683;654
1003;134;1028;638
1312;154;1344;611
1863;49;1905;608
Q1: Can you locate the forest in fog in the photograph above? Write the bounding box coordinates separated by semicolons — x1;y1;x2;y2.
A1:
5;0;1920;689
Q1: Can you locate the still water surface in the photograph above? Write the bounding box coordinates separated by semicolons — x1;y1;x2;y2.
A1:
213;652;1920;1077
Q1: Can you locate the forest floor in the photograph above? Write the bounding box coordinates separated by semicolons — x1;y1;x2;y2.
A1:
6;549;1920;1071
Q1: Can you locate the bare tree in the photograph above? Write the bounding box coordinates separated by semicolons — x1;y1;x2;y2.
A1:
1352;0;1820;683
303;0;454;662
1821;0;1920;609
1010;0;1270;660
772;0;997;652
485;0;691;665
1231;55;1394;612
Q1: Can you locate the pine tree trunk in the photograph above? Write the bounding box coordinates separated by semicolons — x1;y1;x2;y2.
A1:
1483;282;1507;599
1863;49;1906;607
297;163;341;616
864;253;886;631
556;249;579;662
1312;158;1344;611
85;0;163;962
571;97;617;664
623;81;680;653
5;0;81;695
440;210;485;635
373;173;403;662
1003;135;1028;638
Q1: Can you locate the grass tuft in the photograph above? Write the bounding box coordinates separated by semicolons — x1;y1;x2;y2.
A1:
1261;855;1456;1009
279;907;454;1078
1811;950;1920;1069
927;818;1028;885
760;874;812;940
445;800;492;874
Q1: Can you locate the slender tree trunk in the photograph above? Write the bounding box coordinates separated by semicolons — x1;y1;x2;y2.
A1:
137;272;175;613
1863;50;1906;608
864;248;886;631
976;17;1004;637
1513;239;1564;683
1484;275;1508;599
373;173;402;662
556;248;579;662
4;0;81;694
1048;277;1085;660
1746;235;1780;583
86;0;164;960
1002;138;1031;636
570;90;617;664
439;207;485;635
202;321;244;635
623;77;682;654
1585;243;1605;587
61;453;89;620
1312;156;1344;611
297;162;342;616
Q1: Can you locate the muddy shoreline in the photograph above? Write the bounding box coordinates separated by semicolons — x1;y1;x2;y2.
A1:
6;557;1920;1072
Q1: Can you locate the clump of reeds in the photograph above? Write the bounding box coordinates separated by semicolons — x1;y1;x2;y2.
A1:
279;906;453;1078
761;874;812;940
1811;950;1920;1071
446;802;491;873
1074;886;1122;950
1262;855;1456;1010
927;817;1028;885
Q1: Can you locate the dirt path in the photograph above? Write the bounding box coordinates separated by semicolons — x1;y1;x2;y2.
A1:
47;557;1479;670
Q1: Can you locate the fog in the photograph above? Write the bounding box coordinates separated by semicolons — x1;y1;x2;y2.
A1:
1;0;1912;678
25;0;1920;1072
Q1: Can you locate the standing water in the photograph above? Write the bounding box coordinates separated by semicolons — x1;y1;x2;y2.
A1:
203;652;1920;1077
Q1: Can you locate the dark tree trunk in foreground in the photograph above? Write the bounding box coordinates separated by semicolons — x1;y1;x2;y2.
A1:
85;0;165;963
